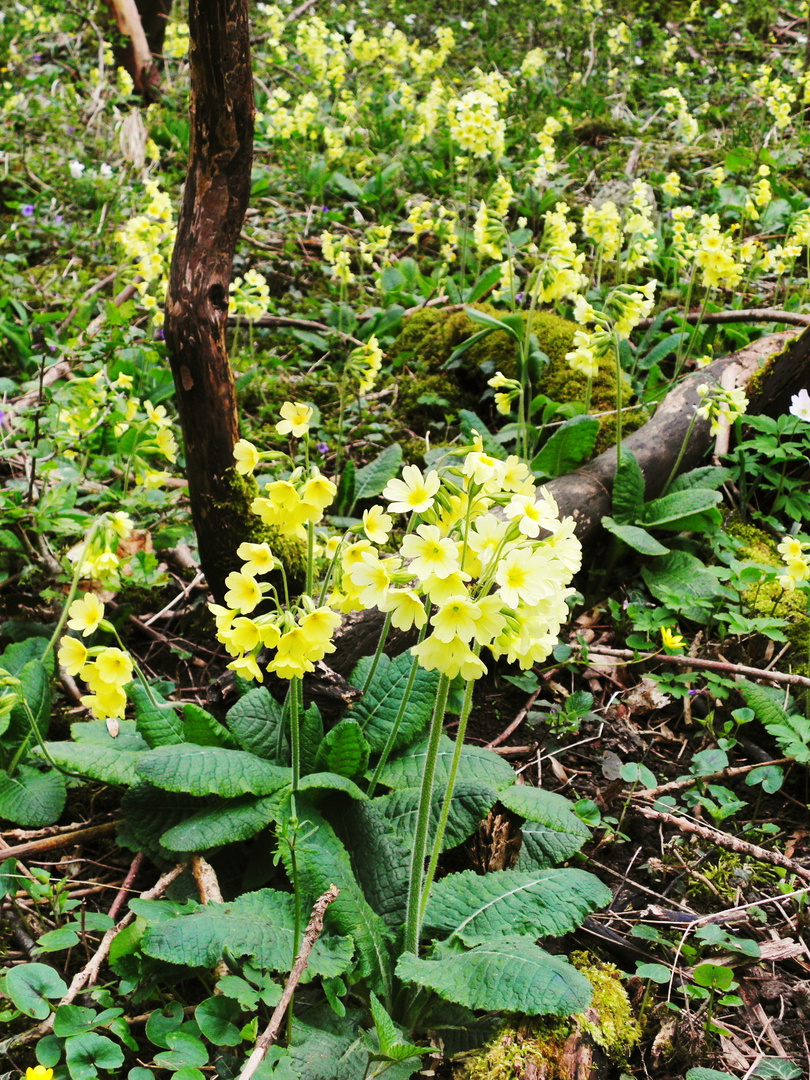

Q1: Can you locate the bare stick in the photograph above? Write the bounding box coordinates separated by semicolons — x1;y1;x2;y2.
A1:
633;804;810;881
634;758;791;800
636;307;810;331
0;820;120;862
239;885;340;1080
574;643;810;689
107;851;144;921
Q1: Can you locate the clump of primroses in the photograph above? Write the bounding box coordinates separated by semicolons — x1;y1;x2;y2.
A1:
220;403;581;684
58;594;134;720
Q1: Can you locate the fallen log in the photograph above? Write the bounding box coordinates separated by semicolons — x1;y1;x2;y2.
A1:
328;326;810;676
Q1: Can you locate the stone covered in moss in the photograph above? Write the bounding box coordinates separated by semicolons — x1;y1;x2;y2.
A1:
456;953;640;1080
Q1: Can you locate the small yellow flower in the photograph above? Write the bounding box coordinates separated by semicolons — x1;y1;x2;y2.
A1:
94;647;134;686
382;464;441;515
236;542;278;576
661;627;685;651
58;636;89;676
224;571;267;614
276;401;313;438
234;439;261;475
362;505;393;545
66;593;105;637
26;1067;54;1080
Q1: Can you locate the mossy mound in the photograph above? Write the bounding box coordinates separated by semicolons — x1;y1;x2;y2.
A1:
390;304;647;451
456;953;640;1080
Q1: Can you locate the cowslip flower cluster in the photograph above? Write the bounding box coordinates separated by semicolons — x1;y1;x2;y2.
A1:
695;382;749;435
777;535;810;591
229;269;271;320
346;336;384;395
532;116;564;186
751;65;796;132
116;180;175;325
58;596;134;720
332;446;582;675
67;512;134;586
566;282;657;378
660;86;699;143
406;200;459;262
531;203;587;304
450;89;505;161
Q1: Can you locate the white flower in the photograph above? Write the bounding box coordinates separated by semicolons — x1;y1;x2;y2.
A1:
99;163;113;179
69;161;85;179
789;388;810;422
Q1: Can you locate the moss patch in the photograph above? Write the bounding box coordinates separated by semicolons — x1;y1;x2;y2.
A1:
456;953;639;1080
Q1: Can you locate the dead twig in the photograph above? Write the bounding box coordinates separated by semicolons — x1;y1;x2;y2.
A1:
107;851;144;921
634;758;791;800
636;306;810;331
238;885;340;1080
634;804;810;881
0;820;120;862
574;642;810;689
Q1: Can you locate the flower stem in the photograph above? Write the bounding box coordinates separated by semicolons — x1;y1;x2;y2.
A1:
289;676;301;792
404;672;450;956
360;610;393;695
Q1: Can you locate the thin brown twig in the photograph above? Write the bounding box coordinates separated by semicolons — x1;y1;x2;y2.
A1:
633;804;810;881
574;642;810;689
0;820;120;862
107;851;144;921
633;758;791;800
238;885;340;1080
636;307;810;331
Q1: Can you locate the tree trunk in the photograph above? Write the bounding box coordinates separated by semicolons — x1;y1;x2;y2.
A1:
104;0;165;102
164;0;255;603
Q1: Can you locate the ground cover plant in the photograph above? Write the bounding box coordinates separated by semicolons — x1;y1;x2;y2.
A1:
2;0;810;1078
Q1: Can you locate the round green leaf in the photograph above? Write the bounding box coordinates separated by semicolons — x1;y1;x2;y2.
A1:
36;1034;63;1067
65;1032;124;1080
195;996;243;1046
54;1004;98;1037
5;962;68;1018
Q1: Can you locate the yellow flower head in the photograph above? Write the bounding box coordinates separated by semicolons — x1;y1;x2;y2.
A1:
66;593;106;637
224;571;267;614
362;505;393;544
236;542;278;576
276;401;314;438
94;647;135;687
400;524;460;581
382;464;441;514
27;1066;54;1080
661;627;685;651
234;439;261;475
58;635;89;677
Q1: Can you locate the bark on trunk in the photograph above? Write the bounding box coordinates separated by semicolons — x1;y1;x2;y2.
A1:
104;0;165;102
164;0;255;603
327;326;810;676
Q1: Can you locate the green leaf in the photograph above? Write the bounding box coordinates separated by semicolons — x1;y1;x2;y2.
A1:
531;416;600;480
130;684;184;748
639;331;689;369
134;744;291;797
636;963;672;984
300;704;324;774
53;1004;102;1037
36;927;80;953
6;658;52;746
334;460;355;516
120;783;208;858
378;734;515;792
288;1007;368;1080
397;936;592;1015
668;466;731;493
0;636;52;677
347;653;438;754
424;868;611;946
153;1031;208;1072
685;1069;738;1080
195;997;242;1047
278;801;393;997
611;449;645;524
379;779;498;853
137;889;351;980
602;518;670;556
182;704;239;749
751;1059;803;1080
368;991;430;1062
329;172;363;199
65;1033;124;1080
464;306;521;340
37;742;143;787
353;444;403;501
641;489;722;528
334;797;410;928
159;793;282;852
0;765;66;827
297;772;367;801
641;550;721;621
314;719;369;778
70;719;147;752
499;785;591;868
737;680;790;728
226;687;285;760
4;962;68;1018
467;264;506;303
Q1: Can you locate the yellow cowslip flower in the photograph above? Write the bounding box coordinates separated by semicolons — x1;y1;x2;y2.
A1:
155;427;178;463
276;402;313;438
224;571;267;614
401;525;460;582
236;542;278;576
661;627;685;651
347;553;393;608
362;506;393;545
410;634;486;680
234;439;260;476
299;607;341;656
66;593;105;637
300;471;337;513
95;648;134;686
431;596;481;643
58;636;89;677
267;627;316;679
221;617;261;656
662;172;681;197
80;683;127;720
777;536;806;562
495;548;554;608
462;450;507;488
108;511;133;537
228;654;264;682
379;589;428;631
382;464;441;515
